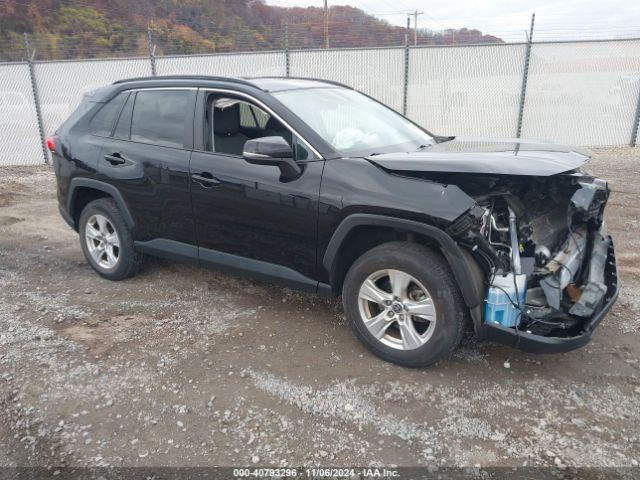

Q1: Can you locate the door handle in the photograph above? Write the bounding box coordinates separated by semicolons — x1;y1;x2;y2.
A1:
104;153;126;165
191;172;221;188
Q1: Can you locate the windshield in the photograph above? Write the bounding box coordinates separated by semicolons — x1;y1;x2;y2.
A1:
272;87;433;156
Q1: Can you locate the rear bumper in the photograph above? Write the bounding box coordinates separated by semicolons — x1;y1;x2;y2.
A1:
480;236;619;354
58;204;75;229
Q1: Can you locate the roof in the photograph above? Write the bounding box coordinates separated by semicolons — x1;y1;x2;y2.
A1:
248;77;350;92
112;75;350;92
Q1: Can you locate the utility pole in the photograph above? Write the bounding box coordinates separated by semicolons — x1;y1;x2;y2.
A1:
324;0;329;49
413;10;424;46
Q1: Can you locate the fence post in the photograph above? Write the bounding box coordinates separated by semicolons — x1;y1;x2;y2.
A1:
23;33;49;165
284;23;290;78
147;25;157;76
402;17;410;116
631;83;640;146
516;13;535;138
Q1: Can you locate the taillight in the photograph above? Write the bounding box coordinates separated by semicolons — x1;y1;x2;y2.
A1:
46;135;57;151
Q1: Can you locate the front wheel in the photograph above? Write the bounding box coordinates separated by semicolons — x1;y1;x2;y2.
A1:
342;242;466;367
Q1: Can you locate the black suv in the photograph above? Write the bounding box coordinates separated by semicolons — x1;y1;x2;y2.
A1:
51;76;618;367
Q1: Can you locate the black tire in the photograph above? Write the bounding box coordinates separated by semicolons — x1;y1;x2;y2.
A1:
78;198;142;281
342;241;466;367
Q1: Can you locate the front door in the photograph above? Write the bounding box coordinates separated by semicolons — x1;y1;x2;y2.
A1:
189;90;324;290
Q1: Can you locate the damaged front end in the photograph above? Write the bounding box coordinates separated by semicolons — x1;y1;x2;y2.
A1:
366;139;618;353
446;171;619;353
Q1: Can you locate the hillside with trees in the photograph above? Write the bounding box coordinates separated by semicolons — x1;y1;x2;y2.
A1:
0;0;503;61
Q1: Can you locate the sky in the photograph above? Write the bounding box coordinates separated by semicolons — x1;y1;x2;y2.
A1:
264;0;640;42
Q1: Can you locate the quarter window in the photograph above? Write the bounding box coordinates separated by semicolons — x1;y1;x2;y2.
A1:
113;93;134;140
131;90;191;148
89;92;127;136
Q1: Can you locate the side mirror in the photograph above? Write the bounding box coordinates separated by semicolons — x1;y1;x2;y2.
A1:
243;136;301;179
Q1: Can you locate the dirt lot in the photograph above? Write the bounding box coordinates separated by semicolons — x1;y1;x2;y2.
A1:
1;148;639;470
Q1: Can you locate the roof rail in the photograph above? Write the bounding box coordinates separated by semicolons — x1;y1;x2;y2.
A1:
113;75;257;88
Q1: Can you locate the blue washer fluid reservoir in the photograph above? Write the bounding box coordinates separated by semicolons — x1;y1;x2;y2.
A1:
484;273;527;327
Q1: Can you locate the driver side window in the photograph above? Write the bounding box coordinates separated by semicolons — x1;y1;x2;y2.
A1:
204;94;316;161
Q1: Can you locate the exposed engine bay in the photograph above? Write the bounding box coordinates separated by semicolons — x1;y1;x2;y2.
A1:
439;171;613;338
366;139;618;350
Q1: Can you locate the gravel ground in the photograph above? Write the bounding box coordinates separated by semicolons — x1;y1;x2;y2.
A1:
0;147;639;471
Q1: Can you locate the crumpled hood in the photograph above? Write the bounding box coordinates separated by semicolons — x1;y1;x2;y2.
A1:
365;138;591;176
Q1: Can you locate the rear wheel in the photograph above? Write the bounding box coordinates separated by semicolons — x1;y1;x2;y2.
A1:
79;198;142;280
342;242;466;367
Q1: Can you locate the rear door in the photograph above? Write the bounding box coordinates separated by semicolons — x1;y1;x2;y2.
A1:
97;88;197;250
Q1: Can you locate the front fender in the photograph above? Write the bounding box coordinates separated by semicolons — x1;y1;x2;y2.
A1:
323;213;485;330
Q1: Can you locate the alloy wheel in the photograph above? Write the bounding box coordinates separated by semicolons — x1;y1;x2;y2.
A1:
357;269;437;350
85;214;120;270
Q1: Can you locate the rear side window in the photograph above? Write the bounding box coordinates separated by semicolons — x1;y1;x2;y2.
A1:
89;92;128;136
113;93;134;140
131;90;191;148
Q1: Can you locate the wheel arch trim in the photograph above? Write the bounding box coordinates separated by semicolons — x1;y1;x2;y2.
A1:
68;178;135;230
322;214;485;312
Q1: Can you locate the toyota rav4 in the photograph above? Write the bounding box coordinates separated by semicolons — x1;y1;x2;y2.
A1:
50;76;618;367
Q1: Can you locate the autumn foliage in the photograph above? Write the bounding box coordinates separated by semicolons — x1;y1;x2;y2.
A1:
0;0;503;61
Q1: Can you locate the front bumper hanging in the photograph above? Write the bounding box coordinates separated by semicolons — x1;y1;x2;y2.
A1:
480;235;619;354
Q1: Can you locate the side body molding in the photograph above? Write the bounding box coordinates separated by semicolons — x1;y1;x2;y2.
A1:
322;213;485;316
68;177;135;230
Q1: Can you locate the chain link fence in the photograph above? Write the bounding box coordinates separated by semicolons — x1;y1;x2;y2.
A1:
0;62;44;166
521;39;640;146
407;43;528;138
33;57;152;139
290;47;406;113
1;38;639;166
157;52;286;78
